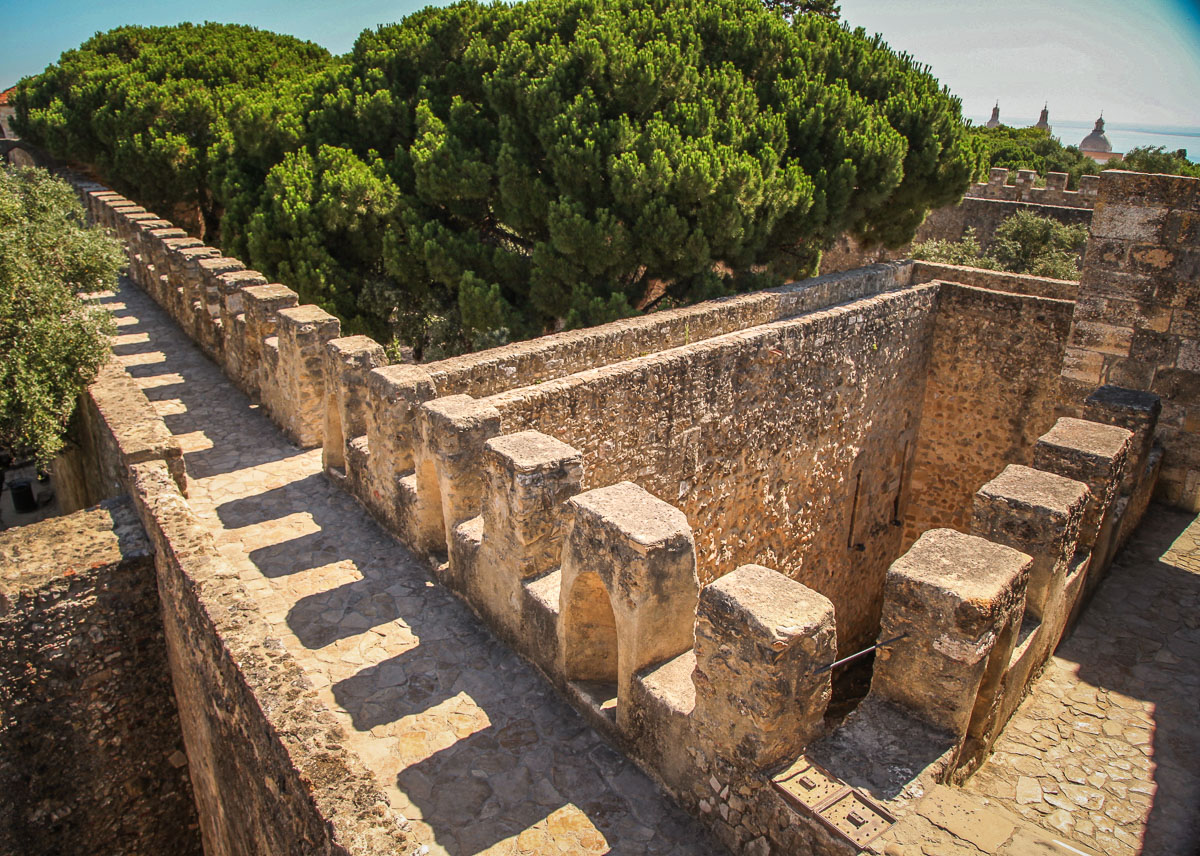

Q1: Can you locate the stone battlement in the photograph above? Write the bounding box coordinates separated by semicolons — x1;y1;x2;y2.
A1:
968;167;1099;208
64;167;1199;855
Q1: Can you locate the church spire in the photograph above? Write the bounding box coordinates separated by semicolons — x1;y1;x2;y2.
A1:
1035;103;1050;132
986;101;1001;128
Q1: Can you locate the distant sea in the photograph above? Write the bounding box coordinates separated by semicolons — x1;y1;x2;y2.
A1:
970;116;1200;163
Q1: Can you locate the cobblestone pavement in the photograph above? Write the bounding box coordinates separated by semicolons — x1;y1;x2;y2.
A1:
103;279;719;856
963;507;1200;855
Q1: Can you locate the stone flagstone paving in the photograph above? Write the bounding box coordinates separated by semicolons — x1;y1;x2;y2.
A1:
963;507;1200;855
102;277;719;856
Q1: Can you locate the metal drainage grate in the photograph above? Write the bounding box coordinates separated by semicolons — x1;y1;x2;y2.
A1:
772;757;896;850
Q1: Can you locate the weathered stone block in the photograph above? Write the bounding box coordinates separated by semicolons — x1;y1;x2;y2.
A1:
216;269;268;322
415;395;502;557
1089;202;1167;242
1043;172;1068;192
241;285;299;395
692;564;835;770
972;465;1087;620
1067;320;1133;357
356;365;437;537
559;481;699;732
1060;345;1104;384
1083;385;1161;491
1129;328;1178;366
366;365;436;472
1032;417;1132;550
468;431;583;633
322;336;387;473
1107;356;1157;390
274;305;341;448
1098;169;1199;210
482;431;583;578
871;529;1031;738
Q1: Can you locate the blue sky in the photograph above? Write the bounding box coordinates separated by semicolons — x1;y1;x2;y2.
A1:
3;0;1198;127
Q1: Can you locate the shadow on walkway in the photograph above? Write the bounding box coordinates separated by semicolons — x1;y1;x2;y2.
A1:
101;278;718;856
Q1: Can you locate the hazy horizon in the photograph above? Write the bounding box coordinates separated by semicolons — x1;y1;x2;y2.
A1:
3;0;1198;130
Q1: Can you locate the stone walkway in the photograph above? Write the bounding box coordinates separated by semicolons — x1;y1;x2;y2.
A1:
963;507;1200;855
103;278;718;856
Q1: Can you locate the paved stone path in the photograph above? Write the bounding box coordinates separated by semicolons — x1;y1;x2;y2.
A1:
963;507;1200;855
103;278;718;856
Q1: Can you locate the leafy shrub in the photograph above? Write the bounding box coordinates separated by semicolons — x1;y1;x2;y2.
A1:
0;167;121;463
908;228;1000;270
1104;146;1200;180
912;210;1088;280
990;210;1089;279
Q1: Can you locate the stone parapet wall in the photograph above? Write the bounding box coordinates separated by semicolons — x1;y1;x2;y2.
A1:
481;287;938;653
393;406;1150;856
70;173;917;469
421;261;915;400
55;356;186;513
0;498;201;856
969;168;1099;208
910;261;1079;302
128;459;409;856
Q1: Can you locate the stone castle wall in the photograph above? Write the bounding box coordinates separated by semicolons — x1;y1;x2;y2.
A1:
905;283;1076;544
64;168;1182;856
1059;171;1200;509
487;286;938;653
54;357;187;514
0;499;201;856
71;173;1129;662
128;459;409;856
971;168;1099;208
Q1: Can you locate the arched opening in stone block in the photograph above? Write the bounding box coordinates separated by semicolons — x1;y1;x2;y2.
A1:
562;571;619;719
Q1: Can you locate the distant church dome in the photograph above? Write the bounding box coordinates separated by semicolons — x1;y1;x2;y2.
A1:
1080;116;1112;153
986;102;1001;129
1035;104;1050;132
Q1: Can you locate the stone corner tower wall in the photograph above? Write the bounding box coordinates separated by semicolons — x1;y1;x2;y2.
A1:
1060;170;1200;509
